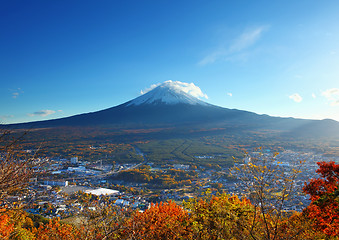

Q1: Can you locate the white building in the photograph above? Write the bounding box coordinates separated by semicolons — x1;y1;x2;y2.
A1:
44;180;68;187
173;164;190;170
85;188;119;196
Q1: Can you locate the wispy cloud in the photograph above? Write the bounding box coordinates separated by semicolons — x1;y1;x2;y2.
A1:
312;93;316;98
28;110;56;117
199;25;269;65
229;26;268;52
322;88;339;106
199;49;227;66
10;88;23;99
289;93;302;103
227;92;233;97
0;115;14;120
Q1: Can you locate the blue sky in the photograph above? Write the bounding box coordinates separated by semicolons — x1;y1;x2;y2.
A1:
1;0;339;124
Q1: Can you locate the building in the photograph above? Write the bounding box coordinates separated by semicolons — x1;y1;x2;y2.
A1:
44;181;68;187
173;164;190;170
85;188;119;196
71;157;78;164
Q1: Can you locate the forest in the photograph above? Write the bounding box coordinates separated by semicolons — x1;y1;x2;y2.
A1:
9;126;339;169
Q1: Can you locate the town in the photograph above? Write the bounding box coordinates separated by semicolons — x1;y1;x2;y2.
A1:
4;148;338;220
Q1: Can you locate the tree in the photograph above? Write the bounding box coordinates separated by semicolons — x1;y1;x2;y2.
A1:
303;161;339;237
0;212;13;239
0;208;37;240
79;196;131;240
231;148;307;239
0;129;39;239
0;129;35;200
35;218;81;240
184;192;254;240
123;201;192;239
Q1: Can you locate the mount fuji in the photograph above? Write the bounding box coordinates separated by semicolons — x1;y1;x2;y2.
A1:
5;81;339;139
6;81;233;127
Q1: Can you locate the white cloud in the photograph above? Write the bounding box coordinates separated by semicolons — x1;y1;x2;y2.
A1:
312;93;316;98
199;25;269;65
0;115;14;120
10;88;23;99
322;88;339;106
289;93;303;103
199;48;227;65
140;84;159;94
28;110;56;117
229;26;269;52
227;92;233;97
141;80;208;99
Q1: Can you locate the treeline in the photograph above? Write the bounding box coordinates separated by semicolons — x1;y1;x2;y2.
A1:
135;138;242;167
14;126;339;166
0;191;337;240
111;166;198;188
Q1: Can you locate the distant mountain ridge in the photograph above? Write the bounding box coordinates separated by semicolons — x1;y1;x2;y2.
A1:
4;81;339;140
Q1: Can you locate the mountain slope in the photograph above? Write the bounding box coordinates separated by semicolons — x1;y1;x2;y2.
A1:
4;81;339;140
5;81;256;128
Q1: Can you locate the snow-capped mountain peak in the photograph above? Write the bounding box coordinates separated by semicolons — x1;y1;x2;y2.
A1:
127;81;209;106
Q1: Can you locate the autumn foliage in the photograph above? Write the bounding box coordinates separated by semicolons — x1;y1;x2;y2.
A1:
35;218;81;240
0;212;14;239
185;193;253;239
303;161;339;236
0;194;333;240
123;201;191;239
1;129;338;240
